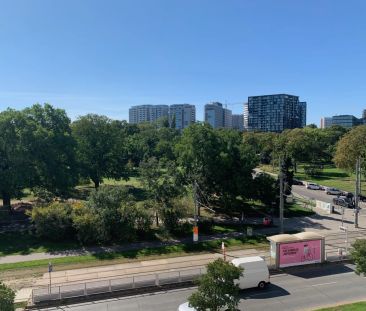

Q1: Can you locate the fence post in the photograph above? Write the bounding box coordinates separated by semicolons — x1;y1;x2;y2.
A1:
132;276;135;289
58;286;61;300
109;280;112;292
84;283;87;296
178;271;181;283
155;274;159;286
31;289;34;305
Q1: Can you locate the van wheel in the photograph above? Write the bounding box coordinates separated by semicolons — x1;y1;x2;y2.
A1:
258;281;266;289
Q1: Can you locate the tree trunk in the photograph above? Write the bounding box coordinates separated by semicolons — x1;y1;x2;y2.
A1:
294;161;297;173
92;178;100;189
2;192;11;213
155;211;159;226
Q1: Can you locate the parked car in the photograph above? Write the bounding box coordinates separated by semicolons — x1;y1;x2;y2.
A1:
333;196;353;208
293;179;304;186
306;182;321;190
326;188;342;195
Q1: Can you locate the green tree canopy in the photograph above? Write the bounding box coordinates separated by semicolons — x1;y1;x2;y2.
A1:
188;258;243;311
334;125;366;172
72;114;130;188
24;104;78;195
0;109;36;208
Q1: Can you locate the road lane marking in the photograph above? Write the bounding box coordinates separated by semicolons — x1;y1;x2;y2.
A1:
312;281;337;287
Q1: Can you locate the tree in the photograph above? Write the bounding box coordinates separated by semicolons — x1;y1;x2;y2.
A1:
351;239;366;276
72;114;130;188
215;129;258;210
334;125;366;172
24;104;78;196
0;109;36;209
0;282;15;311
139;157;182;227
188;258;243;311
175;123;221;210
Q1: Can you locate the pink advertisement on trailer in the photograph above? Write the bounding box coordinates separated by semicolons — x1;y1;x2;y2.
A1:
279;240;321;268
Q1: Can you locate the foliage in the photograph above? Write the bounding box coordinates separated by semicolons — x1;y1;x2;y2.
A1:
252;173;278;206
188;258;243;311
31;202;74;241
72;114;130;188
0;281;15;311
334;125;366;172
0;109;37;208
351;239;366;276
24;103;78;196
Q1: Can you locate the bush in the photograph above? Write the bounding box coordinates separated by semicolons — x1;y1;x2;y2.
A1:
351;239;366;276
161;198;189;233
72;204;104;244
31;202;74;241
0;282;15;311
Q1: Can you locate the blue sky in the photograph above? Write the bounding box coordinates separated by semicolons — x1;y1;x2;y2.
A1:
1;0;365;125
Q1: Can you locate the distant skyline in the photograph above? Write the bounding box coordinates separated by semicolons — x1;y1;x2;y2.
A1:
1;0;366;126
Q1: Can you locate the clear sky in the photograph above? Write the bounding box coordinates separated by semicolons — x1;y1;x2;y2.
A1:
1;0;365;125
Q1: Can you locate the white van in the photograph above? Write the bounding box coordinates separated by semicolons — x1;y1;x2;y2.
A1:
231;256;270;289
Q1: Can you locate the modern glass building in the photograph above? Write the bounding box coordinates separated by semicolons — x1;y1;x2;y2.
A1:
232;114;244;131
321;115;362;129
204;102;232;129
245;94;306;132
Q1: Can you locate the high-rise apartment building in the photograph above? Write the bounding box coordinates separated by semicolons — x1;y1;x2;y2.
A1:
128;104;195;129
232;114;244;131
244;94;306;132
129;105;169;124
204;102;232;129
169;104;196;130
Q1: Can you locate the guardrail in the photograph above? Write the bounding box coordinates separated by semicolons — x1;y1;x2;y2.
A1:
32;267;206;304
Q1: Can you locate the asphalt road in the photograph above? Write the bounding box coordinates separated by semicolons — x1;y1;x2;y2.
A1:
35;263;366;311
292;185;337;203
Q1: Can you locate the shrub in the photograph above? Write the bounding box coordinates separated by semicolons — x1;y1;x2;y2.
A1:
31;202;74;241
351;239;366;276
0;282;15;311
72;204;104;244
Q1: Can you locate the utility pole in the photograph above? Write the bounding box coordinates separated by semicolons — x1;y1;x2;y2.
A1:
355;157;361;228
279;157;284;234
193;181;199;242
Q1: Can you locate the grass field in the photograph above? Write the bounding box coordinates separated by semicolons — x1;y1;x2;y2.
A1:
0;235;268;273
315;301;366;311
259;164;366;194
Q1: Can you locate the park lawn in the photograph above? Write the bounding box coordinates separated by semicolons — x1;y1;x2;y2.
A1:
315;301;366;311
0;235;269;273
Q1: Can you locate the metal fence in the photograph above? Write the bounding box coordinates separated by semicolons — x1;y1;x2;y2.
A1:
32;267;205;304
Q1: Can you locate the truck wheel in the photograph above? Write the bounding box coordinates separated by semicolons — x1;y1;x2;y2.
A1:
258;281;266;289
